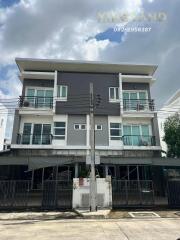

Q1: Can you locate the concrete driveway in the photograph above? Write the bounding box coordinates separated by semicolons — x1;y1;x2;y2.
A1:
0;218;180;240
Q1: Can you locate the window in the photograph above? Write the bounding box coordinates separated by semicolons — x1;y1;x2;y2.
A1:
54;122;66;139
123;124;151;146
123;91;148;111
74;124;86;130
57;85;68;100
110;123;121;140
26;88;53;108
22;123;32;144
21;123;51;145
32;124;51;145
109;87;119;102
95;124;102;130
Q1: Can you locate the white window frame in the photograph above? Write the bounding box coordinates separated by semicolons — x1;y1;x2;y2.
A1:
109;122;122;140
74;124;86;130
122;90;148;111
95;124;102;131
109;87;120;102
25;87;53;108
22;123;52;144
57;85;68;101
122;124;151;136
54;122;66;139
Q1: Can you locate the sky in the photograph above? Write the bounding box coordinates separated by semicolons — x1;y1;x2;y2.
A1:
0;0;180;138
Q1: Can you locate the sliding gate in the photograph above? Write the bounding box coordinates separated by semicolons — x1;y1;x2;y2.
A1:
112;180;154;208
42;180;73;209
0;180;72;210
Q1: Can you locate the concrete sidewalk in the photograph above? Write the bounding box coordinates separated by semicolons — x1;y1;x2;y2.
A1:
0;218;180;240
0;211;79;220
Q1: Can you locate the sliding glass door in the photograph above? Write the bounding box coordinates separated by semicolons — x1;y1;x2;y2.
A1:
22;123;51;145
22;123;32;144
123;124;151;146
32;124;51;144
26;88;53;108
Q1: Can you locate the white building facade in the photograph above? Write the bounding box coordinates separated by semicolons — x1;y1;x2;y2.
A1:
158;90;180;156
0;103;8;151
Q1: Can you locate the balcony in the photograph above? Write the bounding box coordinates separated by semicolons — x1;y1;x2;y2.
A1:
122;135;156;146
17;134;53;145
123;99;154;111
19;96;53;109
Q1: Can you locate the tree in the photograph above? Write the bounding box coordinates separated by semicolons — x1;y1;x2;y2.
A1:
163;113;180;157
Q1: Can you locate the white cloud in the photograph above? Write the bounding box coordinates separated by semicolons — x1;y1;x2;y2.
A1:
0;0;142;64
0;0;180;136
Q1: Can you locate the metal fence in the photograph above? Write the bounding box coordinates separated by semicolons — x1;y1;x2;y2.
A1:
0;180;72;210
112;180;154;208
167;180;180;207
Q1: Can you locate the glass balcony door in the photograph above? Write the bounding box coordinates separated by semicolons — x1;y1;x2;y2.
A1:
26;89;35;107
123;91;148;111
32;124;51;144
22;123;32;144
123;124;151;146
131;125;140;145
130;92;138;110
26;88;53;108
37;90;53;108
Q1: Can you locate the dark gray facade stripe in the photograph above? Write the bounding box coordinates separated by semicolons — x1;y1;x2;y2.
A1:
122;82;151;98
56;71;120;115
22;79;54;96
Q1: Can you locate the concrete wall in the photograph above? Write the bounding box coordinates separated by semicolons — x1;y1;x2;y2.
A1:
152;113;161;147
11;110;20;145
73;177;112;209
0;104;8;151
67;115;86;146
95;116;109;146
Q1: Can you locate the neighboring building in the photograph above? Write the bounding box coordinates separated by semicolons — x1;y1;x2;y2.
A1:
0;103;8;152
158;90;180;156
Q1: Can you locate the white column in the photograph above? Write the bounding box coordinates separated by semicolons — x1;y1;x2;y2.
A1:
75;163;79;178
119;73;123;115
86;114;90;147
53;70;58;114
105;165;108;177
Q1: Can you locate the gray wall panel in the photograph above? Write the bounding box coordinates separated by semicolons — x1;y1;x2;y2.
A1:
67;115;86;146
95;116;109;146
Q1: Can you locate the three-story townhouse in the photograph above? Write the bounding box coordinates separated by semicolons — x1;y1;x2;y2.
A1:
3;58;180;208
10;59;162;187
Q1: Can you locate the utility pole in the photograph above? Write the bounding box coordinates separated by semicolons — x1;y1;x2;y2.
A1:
89;82;97;211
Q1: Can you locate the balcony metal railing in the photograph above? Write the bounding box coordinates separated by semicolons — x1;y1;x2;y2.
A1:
122;135;156;146
123;99;155;111
17;134;53;145
19;96;53;109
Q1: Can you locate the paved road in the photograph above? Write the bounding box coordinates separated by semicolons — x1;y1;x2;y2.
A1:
0;218;180;240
